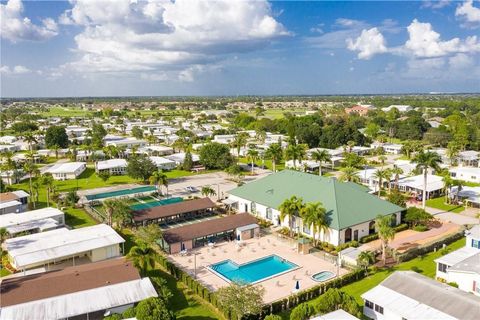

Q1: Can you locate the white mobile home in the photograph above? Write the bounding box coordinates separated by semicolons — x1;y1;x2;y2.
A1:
0;207;64;236
450;167;480;184
3;224;125;271
46;162;86;180
95;158;128;175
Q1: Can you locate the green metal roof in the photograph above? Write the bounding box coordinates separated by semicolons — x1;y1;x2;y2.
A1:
229;170;403;230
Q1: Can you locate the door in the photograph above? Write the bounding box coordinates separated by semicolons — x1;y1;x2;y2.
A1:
354;230;359;241
244;204;248;212
344;228;352;243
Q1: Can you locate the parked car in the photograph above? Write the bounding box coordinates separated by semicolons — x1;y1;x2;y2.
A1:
185;186;198;193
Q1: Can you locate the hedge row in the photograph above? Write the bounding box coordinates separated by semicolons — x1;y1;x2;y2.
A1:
360;223;409;243
156;255;238;319
395;229;465;262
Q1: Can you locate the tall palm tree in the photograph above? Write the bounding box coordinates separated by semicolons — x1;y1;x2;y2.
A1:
247;149;259;174
265;143;283;172
233;132;249;158
339;166;359;182
23;162;40;208
278;196;305;237
413;151;442;209
127;244;156;277
442;174;453;204
311;149;331;176
302;202;329;246
378;155;387;169
149;170;169;196
373;168;390;197
41;173;55;207
285;143;307;169
51;144;61;159
376;215;395;266
22;132;37;152
390;165;404;190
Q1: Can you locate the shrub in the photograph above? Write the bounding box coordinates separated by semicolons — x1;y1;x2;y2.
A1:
290;303;314;320
122;307;136;318
448;282;459;288
264;315;283;320
413;225;429;232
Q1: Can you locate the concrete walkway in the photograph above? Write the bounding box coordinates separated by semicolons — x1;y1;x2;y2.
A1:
361;221;460;252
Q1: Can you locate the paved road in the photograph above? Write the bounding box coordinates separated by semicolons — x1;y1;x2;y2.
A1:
407;203;479;225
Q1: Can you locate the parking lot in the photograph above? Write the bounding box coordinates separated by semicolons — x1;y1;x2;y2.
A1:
166;170;270;201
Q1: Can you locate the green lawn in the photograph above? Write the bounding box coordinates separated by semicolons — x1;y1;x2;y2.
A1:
426;197;465;213
278;237;466;319
39;107;94;117
239;157;285;171
64;207;98;229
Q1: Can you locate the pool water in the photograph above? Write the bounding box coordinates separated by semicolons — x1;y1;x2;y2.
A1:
86;186;157;201
130;197;183;210
311;271;335;282
209;255;298;284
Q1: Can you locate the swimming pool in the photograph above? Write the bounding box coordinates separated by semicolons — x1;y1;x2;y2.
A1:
209;255;298;284
130;197;183;210
86;186;157;201
311;271;335;282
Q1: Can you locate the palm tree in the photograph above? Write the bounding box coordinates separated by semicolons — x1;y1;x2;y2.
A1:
41;173;55;207
446;141;460;165
265;143;283;172
401;141;414;159
51;144;61;159
103;199;126;226
302;202;329;246
373;168;390;197
32;180;40;204
278;196;305;237
378;155;387;169
111;200;133;228
22;132;37;152
442;174;453;204
149;170;169;196
127;244;156;277
285;143;307;169
357;250;375;274
390;165;404;190
233;132;249;158
339;166;359;182
247;149;259;174
452;179;464;204
413;151;442;209
376;215;395;266
201;186;216;198
23;162;40;208
311;149;331;176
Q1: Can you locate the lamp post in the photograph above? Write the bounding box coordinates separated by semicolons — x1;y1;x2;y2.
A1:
193;252;199;279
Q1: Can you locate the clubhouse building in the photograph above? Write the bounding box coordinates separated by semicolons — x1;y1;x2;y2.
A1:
227;170;403;246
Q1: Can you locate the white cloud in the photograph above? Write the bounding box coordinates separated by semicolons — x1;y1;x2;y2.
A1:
405;19;480;57
448;53;474;69
0;0;58;42
456;0;480;26
59;0;289;79
346;27;387;59
0;65;31;75
421;0;451;9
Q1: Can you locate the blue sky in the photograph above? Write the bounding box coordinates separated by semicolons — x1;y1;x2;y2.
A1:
1;0;480;97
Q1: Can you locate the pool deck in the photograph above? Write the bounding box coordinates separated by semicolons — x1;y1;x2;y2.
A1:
168;233;348;303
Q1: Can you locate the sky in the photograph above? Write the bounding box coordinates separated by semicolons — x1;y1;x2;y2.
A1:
1;0;480;97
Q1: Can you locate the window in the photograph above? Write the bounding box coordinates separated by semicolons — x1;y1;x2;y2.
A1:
266;208;272;220
303;224;311;235
250;202;256;215
365;300;374;309
374;304;384;314
438;263;448;273
472;239;480;249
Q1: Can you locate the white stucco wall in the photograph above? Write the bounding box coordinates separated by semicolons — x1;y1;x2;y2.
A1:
447;271;480;297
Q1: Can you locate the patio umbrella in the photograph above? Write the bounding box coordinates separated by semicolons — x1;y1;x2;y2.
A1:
295;280;300;290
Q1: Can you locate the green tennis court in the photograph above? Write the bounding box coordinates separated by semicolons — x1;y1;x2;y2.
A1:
86;186;157;201
130;197;183;211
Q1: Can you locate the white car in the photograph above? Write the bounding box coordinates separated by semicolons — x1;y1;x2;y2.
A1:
185;186;198;193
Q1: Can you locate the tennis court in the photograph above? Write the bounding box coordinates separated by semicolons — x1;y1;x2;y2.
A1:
85;185;157;201
130;197;183;211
